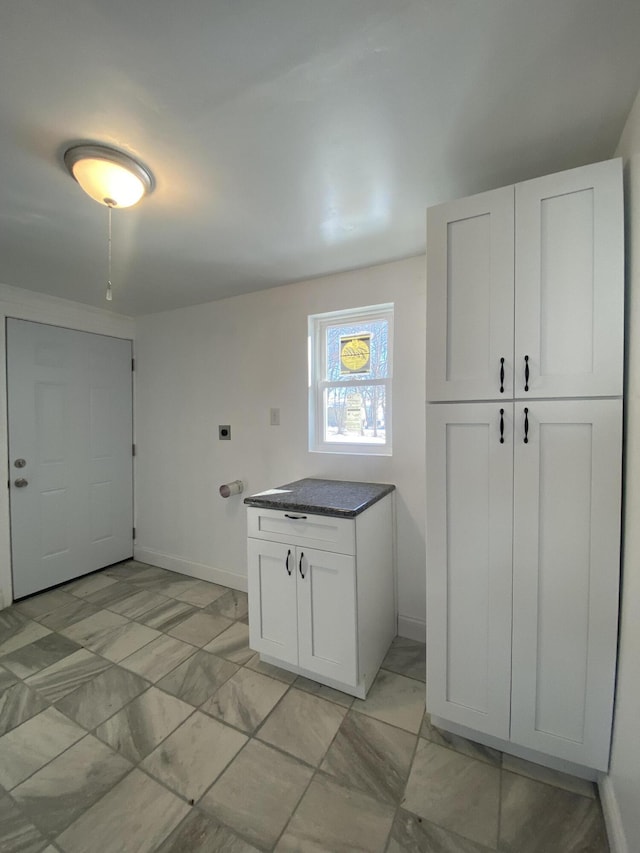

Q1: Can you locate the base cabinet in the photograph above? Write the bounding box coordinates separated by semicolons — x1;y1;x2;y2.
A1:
247;495;394;699
247;540;357;686
426;399;622;771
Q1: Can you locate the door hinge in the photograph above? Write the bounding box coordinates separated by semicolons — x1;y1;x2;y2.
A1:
131;358;135;371
132;443;136;456
133;527;136;540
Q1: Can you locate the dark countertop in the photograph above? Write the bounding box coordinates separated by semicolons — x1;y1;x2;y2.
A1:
244;478;395;518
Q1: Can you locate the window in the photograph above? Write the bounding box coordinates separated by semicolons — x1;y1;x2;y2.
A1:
309;304;393;455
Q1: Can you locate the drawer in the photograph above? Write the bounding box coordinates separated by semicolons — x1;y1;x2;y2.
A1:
247;507;355;555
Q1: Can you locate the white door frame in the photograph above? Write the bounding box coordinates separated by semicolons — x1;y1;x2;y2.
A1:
0;283;134;609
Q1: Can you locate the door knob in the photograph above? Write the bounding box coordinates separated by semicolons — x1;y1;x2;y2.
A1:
14;478;28;488
14;458;26;468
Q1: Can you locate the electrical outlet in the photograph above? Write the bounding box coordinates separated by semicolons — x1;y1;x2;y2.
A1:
270;408;280;426
219;425;231;440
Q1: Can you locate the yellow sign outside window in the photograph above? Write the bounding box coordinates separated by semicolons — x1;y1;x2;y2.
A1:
340;334;371;374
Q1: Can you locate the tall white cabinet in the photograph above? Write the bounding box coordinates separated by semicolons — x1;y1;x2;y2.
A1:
425;158;623;773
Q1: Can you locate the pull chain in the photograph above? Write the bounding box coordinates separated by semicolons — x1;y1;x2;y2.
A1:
106;202;113;302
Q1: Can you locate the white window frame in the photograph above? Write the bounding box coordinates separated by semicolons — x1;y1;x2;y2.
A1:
308;303;393;456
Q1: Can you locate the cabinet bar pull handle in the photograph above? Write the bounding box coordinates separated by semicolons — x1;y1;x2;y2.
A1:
299;552;305;579
285;549;292;576
524;355;530;392
285;513;307;520
524;407;529;444
499;358;505;393
499;409;505;444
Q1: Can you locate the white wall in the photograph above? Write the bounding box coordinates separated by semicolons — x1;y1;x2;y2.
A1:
0;283;134;609
600;88;640;853
134;256;427;637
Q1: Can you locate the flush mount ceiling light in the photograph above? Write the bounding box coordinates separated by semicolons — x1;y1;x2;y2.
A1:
64;144;154;208
63;143;154;301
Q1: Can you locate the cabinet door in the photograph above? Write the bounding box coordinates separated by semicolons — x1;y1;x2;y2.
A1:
515;159;623;398
296;547;357;687
511;400;621;770
426;403;513;738
426;186;514;401
247;538;298;666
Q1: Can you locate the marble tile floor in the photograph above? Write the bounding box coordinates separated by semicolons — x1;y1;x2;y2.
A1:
0;560;609;853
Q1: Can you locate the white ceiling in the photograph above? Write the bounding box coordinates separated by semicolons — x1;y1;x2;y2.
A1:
1;0;640;316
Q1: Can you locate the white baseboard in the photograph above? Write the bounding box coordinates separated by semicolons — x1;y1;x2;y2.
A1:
599;775;628;853
397;614;426;643
133;547;247;593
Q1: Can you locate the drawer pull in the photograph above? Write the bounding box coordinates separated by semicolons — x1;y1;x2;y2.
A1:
299;551;305;579
499;357;505;393
524;355;530;392
285;549;292;576
285;513;307;520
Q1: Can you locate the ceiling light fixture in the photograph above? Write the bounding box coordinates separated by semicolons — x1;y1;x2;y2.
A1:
63;143;154;301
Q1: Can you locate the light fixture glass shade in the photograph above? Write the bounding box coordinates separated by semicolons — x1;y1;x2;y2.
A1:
64;144;153;208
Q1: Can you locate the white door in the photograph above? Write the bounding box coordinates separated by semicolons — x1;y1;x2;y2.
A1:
426;403;513;738
7;320;133;598
511;400;622;770
426;186;515;402
515;158;623;399
296;546;357;686
247;538;298;666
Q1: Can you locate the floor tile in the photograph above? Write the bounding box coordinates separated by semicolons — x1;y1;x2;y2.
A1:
84;581;141;609
142;711;247;800
65;572;120;598
403;740;500;849
258;687;347;766
55;768;189;853
382;636;426;682
59;608;129;648
55;665;148;730
321;710;417;804
103;560;163;581
205;589;248;620
119;634;196;683
155;809;260;853
353;669;425;734
146;578;204;601
0;707;85;789
387;808;494;853
15;589;78;621
172;580;228;607
420;714;501;767
499;771;608;853
167;610;233;647
293;675;354;708
25;649;112;703
244;652;297;684
501;753;596;798
137;598;198;632
0;665;18;692
201;668;288;733
39;600;100;632
0;619;51;657
12;735;131;836
95;685;193;762
200;739;313;850
83;619;160;663
0;791;50;853
157;649;238;707
1;633;81;679
0;681;49;736
0;607;31;644
203;622;252;664
107;588;170;620
276;773;395;853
